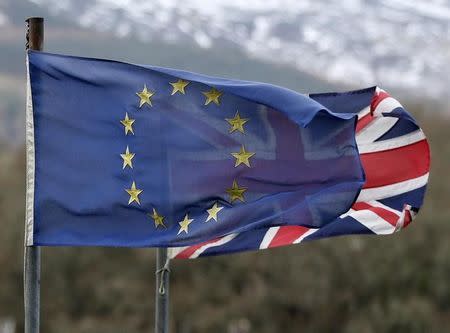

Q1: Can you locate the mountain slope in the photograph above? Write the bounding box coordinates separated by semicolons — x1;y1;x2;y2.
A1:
27;0;450;99
0;0;337;146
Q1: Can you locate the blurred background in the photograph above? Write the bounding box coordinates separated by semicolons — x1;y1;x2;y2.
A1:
0;0;449;332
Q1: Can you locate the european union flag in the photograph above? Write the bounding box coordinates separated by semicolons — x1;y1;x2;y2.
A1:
25;51;364;247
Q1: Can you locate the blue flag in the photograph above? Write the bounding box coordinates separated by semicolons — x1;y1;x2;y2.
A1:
25;50;364;247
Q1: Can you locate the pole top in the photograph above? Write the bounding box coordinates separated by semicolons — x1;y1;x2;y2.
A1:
26;17;44;51
25;17;44;23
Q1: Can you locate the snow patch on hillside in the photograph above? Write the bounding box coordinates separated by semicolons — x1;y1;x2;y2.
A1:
29;0;450;98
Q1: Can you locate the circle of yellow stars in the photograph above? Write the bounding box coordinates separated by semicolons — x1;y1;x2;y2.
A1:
120;78;255;236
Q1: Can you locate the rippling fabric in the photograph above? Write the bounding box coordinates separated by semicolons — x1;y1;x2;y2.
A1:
26;50;364;247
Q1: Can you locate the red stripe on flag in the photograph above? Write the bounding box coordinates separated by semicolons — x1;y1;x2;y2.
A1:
356;113;374;133
352;202;399;226
403;210;412;228
175;239;219;259
268;226;310;248
371;91;390;112
361;139;430;189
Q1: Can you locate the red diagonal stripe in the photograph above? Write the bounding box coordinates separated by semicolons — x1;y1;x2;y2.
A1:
352;202;399;226
361;139;430;189
403;210;412;228
371;91;390;112
175;238;219;259
356;112;374;133
268;226;310;248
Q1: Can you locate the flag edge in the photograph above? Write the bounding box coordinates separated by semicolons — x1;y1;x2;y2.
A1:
25;53;36;246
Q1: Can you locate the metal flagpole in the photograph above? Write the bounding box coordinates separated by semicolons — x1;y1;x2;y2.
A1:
23;18;170;332
155;248;170;333
24;17;43;333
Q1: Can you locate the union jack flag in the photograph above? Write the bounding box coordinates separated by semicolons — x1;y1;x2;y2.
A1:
169;87;430;259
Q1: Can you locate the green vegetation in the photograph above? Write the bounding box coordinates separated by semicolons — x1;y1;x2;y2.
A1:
0;107;448;333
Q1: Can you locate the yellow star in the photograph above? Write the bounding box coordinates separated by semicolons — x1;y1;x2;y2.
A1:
148;208;166;229
136;84;154;108
125;181;143;205
206;202;224;222
120;146;135;169
231;145;255;167
178;213;194;235
170;79;190;95
226;179;247;203
120;112;135;135
202;87;222;105
226;111;249;133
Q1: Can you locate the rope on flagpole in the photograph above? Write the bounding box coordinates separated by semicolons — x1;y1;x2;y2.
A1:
155;248;170;333
156;255;171;295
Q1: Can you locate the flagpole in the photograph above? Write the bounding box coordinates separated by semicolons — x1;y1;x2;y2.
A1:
24;17;43;333
155;248;170;333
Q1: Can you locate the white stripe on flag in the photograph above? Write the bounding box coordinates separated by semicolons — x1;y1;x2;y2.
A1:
346;209;396;235
374;97;403;116
259;226;280;249
357;106;371;119
358;130;425;154
168;246;189;259
293;229;318;244
367;200;402;217
357;173;429;202
189;233;238;259
356;117;399;145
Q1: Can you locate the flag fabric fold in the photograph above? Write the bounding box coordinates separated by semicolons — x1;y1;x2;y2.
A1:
170;87;430;258
25;51;429;254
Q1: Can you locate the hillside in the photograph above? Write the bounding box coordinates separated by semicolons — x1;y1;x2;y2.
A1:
23;0;450;99
0;107;448;333
0;0;336;146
